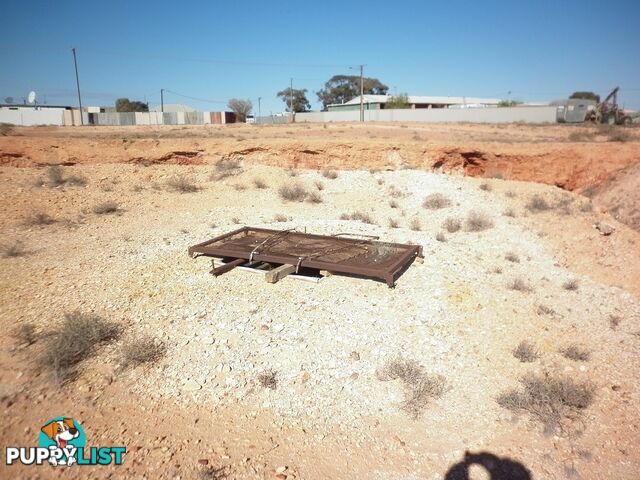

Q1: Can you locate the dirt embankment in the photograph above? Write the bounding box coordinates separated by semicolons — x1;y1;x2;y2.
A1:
2;122;639;228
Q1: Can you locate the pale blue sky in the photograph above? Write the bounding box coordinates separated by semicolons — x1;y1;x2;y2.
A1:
1;0;639;112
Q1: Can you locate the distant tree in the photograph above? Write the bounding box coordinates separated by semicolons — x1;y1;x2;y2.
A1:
115;98;148;112
497;99;522;107
385;93;411;109
316;75;388;110
277;88;311;112
570;91;600;103
227;98;252;122
4;96;14;104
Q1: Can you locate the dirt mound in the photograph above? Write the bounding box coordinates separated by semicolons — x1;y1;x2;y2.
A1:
592;161;640;230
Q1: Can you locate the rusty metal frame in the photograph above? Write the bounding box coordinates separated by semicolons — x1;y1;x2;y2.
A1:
188;227;422;287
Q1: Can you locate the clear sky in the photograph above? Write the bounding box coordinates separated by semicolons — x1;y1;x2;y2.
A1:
1;0;639;113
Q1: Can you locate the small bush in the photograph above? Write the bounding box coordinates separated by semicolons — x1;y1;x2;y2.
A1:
505;252;520;263
609;315;621;330
211;156;243;180
388;218;399;229
306;191;323;204
278;182;308;202
253;178;268;189
435;232;446;242
479;182;492;191
321;169;338;179
39;311;121;381
44;166;87;187
12;323;37;346
503;208;516;217
465;211;494;232
443;217;461;233
579;202;594;213
257;370;278;390
422;193;451;210
409;218;422;231
273;214;288;222
607;131;631;142
314;180;325;191
512;341;539;362
563;279;579;291
536;304;555;316
342;211;375;224
378;357;445;419
560;344;590;362
509;277;533;293
389;199;399;209
497;372;595;429
0;122;13;135
526;194;552;212
119;335;165;370
166;175;199;193
93;201;120;215
231;217;241;224
2;241;28;258
505;190;516;198
24;212;56;226
568;131;595;142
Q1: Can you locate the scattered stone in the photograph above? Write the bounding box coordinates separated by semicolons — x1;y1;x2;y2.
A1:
594;221;614;236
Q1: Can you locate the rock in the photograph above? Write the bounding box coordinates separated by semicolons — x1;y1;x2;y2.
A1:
183;379;202;392
350;351;360;361
595;222;614;236
276;466;287;474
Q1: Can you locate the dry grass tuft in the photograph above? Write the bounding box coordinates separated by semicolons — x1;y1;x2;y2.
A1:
0;122;14;135
273;214;289;222
409;218;422;231
509;277;533;293
12;322;37;346
479;182;492;191
526;194;552;212
166;175;199;193
257;370;278;390
231;217;241;224
253;178;268;189
562;279;579;291
389;199;399;209
388;218;400;229
443;217;461;233
536;304;555;316
321;169;338;179
465;210;494;231
505;252;520;263
608;315;621;330
278;182;308;202
24;212;56;226
341;211;375;224
435;232;446;242
314;180;325;191
38;311;121;381
378;357;445;419
497;372;595;429
2;241;28;258
512;341;539;362
211;156;243;180
93;201;120;215
560;344;591;362
503;207;516;217
422;193;451;210
305;191;323;204
607;131;632;142
45;166;88;188
568;131;595;142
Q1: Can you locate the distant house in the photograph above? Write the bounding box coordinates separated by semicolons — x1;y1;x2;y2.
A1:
150;103;196;113
327;95;501;112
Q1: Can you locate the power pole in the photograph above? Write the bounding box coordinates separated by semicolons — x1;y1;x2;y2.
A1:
258;97;261;117
160;89;164;113
71;47;83;125
359;64;364;122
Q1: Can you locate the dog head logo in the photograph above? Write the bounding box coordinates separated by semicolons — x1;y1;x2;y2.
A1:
38;417;86;466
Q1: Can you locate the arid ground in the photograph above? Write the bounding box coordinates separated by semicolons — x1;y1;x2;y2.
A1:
1;122;639;479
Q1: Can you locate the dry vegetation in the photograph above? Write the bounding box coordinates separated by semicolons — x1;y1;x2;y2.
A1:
378;358;446;419
257;370;278;390
340;211;375;224
509;277;533;293
560;344;591;362
526;194;552;212
422;193;451;210
211;156;243;180
278;182;309;202
38;311;121;381
24;212;56;226
443;217;461;233
2;241;28;258
43;165;88;188
465;210;493;231
512;341;539;363
93;201;120;215
166;175;199;193
119;335;166;370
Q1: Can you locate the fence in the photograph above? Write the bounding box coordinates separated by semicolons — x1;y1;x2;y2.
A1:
295;106;558;124
254;114;292;125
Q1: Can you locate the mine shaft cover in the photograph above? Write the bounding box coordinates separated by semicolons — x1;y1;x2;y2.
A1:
188;227;422;286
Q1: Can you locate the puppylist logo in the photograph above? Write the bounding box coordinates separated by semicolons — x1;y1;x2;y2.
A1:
5;416;126;467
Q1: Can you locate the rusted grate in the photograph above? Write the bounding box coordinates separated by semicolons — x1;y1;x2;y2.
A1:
188;227;422;287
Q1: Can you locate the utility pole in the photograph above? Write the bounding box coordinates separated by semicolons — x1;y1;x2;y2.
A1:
160;89;164;113
71;48;83;125
359;64;364;122
258;97;261;118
